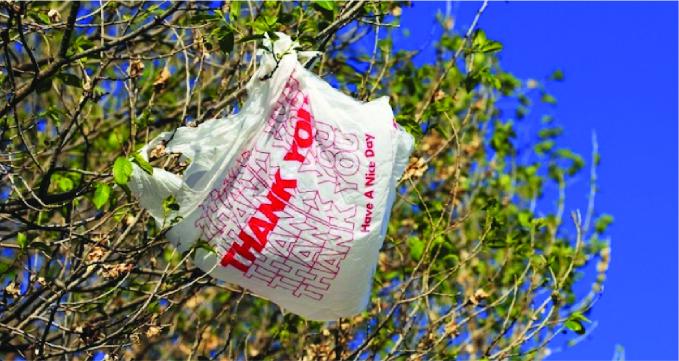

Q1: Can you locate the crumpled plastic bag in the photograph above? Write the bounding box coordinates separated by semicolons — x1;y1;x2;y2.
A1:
128;33;414;320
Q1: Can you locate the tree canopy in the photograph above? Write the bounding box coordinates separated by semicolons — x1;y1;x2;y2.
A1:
0;1;612;360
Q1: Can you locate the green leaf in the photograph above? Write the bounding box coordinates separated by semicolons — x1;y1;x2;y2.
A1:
396;115;423;138
472;29;503;54
52;174;74;192
71;35;95;53
163;247;180;263
564;312;591;335
59;177;74;191
195;240;216;254
0;261;13;275
163;195;180;216
478;41;503;54
531;217;546;229
486;236;507;249
550;69;565;81
190;13;220;24
113;206;130;222
253;18;271;34
556;148;584;175
92;183;111;210
58;73;82;88
538;127;563;139
147;300;161;314
29;12;50;25
238;34;266;43
107;132;124;150
136;109;151;127
442;254;459;266
17;232;27;250
132;153;153;175
517;211;531;228
569;311;592;324
217;28;235;53
565;319;586;335
230;1;241;19
278;12;294;24
595;214;614;233
36;77;53;94
564;320;584;334
313;0;337;11
113;157;133;186
407;236;424;261
541;93;557;105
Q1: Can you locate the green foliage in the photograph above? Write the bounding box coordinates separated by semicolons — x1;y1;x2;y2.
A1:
132;152;153;175
407;236;424;261
472;29;504;54
313;0;338;12
162;195;180;214
51;173;75;192
565;311;591;335
541;92;558;105
210;12;235;54
595;214;614;233
16;232;28;250
0;1;610;360
194;239;217;255
551;69;565;81
113;157;134;185
92;183;111;210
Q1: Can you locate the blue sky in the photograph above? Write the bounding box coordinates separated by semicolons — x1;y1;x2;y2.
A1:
23;3;676;360
397;2;678;360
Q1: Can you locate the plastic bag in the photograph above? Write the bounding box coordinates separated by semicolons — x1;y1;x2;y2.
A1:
128;33;414;320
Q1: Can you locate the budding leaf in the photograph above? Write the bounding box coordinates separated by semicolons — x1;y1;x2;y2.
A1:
595;214;614;233
217;28;234;53
195;240;216;254
313;0;337;11
541;93;557;105
407;236;424;261
472;29;503;54
113;157;133;186
230;1;241;19
58;73;82;88
565;311;591;335
17;232;27;250
478;41;503;53
551;69;565;81
565;320;585;335
92;183;111;210
569;312;592;323
162;195;180;217
132;153;153;175
57;176;74;192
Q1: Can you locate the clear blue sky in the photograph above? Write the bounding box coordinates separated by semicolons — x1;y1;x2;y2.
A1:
397;2;678;360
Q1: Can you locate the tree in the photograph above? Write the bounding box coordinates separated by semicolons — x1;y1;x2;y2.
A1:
0;1;612;360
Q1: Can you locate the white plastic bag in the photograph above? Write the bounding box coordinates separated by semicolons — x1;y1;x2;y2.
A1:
128;33;414;320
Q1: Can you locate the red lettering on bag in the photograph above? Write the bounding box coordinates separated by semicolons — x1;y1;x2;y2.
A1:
197;74;363;300
362;134;377;232
221;106;314;271
220;230;259;271
284;108;313;163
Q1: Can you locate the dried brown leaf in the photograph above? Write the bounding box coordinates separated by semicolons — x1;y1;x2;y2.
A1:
153;68;171;88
